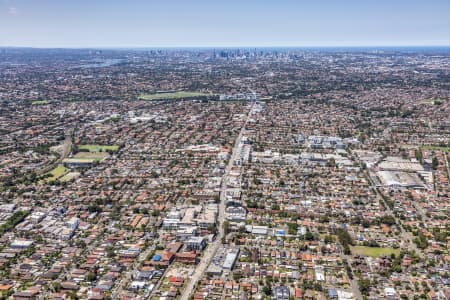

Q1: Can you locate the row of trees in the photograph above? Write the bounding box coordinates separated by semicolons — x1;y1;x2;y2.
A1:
0;210;29;237
335;228;354;255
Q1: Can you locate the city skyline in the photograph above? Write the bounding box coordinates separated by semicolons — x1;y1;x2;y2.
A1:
1;0;450;48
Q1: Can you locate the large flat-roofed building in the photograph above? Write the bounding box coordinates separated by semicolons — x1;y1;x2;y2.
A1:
186;236;207;251
162;209;183;230
164;205;217;232
63;158;95;168
162;218;180;230
245;225;269;235
252;150;281;164
196;208;217;231
180;206;201;227
307;135;343;149
300;153;352;167
378;156;424;172
226;206;246;222
206;263;223;276
377;170;426;189
183;144;219;153
10;240;33;250
222;248;240;270
175;252;199;264
176;226;198;241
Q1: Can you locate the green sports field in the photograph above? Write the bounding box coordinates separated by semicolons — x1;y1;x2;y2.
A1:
350;246;400;257
78;145;119;152
73;152;108;162
32;100;49;105
41;165;68;183
138;91;210;100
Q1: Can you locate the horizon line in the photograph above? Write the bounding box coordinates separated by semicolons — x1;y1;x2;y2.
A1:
1;45;450;50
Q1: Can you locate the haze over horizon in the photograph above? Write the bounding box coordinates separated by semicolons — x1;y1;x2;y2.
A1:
1;0;450;48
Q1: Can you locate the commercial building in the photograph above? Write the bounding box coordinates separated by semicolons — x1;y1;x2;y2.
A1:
222;248;240;270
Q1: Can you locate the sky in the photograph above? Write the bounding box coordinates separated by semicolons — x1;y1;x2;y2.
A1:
0;0;449;48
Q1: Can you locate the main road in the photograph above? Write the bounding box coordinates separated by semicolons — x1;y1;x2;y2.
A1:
180;102;254;300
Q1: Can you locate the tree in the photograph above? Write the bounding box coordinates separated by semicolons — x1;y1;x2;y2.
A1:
52;282;61;292
379;215;396;226
336;228;354;254
305;230;314;241
431;157;439;170
223;221;230;235
271;203;280;210
86;272;97;282
414;232;429;249
359;279;371;295
75;240;86;248
324;235;335;244
287;223;298;235
262;285;272;296
233;272;242;281
67;291;79;300
106;246;115;258
414;149;423;162
0;210;30;237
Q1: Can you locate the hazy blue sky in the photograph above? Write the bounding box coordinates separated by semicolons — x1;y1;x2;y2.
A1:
1;0;449;48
